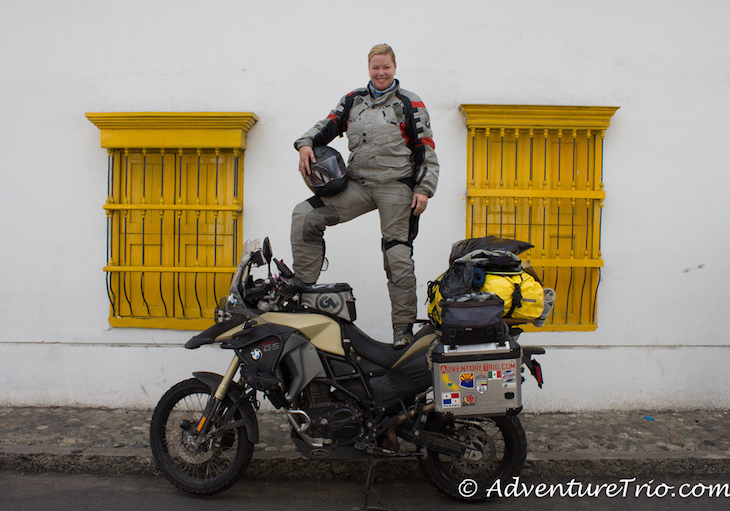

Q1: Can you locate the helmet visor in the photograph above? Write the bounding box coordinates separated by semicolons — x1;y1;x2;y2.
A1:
309;155;346;185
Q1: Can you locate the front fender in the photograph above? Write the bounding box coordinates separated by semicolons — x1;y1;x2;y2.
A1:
192;371;259;444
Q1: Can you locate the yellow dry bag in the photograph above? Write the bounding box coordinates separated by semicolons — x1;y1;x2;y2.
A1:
479;272;544;320
426;276;445;326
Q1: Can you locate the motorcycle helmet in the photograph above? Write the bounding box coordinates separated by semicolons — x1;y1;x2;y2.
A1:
303;145;348;197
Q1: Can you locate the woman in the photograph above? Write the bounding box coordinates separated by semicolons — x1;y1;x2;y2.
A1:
290;44;439;347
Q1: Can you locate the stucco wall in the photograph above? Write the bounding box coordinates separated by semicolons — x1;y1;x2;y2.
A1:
1;0;728;410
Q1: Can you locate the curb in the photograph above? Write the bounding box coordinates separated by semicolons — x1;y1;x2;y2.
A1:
2;446;729;480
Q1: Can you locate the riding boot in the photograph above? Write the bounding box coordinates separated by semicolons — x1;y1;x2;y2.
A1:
393;323;413;348
280;277;311;298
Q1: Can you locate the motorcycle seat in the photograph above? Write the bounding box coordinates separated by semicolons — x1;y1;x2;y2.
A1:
344;323;409;368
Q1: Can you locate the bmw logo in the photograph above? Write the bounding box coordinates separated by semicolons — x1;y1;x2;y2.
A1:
250;348;262;361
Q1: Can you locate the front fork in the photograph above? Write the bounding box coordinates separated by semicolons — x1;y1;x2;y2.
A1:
194;355;241;436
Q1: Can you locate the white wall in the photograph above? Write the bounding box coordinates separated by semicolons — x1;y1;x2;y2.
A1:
1;0;728;410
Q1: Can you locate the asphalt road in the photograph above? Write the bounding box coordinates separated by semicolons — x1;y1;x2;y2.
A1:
1;471;729;511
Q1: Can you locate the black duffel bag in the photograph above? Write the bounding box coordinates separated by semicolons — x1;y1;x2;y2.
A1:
439;293;508;345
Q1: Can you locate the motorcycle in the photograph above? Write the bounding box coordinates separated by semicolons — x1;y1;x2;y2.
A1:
150;237;544;501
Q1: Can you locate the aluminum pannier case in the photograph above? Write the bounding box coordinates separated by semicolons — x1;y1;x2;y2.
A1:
432;339;522;416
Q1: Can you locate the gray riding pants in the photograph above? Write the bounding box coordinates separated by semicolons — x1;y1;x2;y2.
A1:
290;180;418;326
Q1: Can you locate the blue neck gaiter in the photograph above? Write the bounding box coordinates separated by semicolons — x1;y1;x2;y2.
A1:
368;79;398;98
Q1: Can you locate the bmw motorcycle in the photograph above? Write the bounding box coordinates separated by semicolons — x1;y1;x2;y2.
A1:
150;238;544;501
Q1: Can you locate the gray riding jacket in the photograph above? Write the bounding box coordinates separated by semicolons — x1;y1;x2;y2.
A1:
294;80;439;198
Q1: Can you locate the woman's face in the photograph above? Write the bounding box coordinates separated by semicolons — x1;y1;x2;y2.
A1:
368;54;396;91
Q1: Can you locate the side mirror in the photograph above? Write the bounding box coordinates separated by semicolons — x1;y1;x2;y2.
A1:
262;237;273;264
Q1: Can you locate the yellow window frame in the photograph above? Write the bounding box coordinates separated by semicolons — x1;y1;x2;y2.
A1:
87;112;258;330
459;105;619;331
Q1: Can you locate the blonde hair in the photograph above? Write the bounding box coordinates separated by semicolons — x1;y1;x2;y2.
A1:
368;44;396;65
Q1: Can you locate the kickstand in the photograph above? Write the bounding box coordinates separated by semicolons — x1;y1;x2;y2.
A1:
361;456;393;511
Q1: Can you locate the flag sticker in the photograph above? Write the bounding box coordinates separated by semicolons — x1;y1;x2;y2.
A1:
460;373;474;388
502;370;516;387
442;392;461;408
476;376;488;394
487;371;501;379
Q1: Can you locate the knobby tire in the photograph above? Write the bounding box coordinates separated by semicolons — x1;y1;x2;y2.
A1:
420;414;527;500
150;378;253;495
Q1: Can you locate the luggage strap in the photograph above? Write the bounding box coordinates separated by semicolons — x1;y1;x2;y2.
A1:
505;280;523;318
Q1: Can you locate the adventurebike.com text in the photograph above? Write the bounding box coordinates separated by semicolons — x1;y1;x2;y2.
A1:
458;477;730;499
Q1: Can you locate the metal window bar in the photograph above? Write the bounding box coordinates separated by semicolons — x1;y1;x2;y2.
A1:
104;148;241;328
551;130;562;323
158;149;168;316
233;149;240;265
466;127;605;330
140;149;151;316
499;129;504;237
527;129;534;252
579;131;591;322
176;149;185;318
469;129;476;238
194;149;203;317
513;129;519;239
484;128;490;237
593;132;606;323
122;149;131;315
539;131;548;313
563;131;577;324
106;149;117;316
212;149;220;308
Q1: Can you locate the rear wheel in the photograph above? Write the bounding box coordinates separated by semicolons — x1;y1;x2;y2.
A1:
150;378;254;495
420;415;526;500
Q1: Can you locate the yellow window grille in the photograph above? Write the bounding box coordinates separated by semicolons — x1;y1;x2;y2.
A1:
86;113;258;329
459;105;618;331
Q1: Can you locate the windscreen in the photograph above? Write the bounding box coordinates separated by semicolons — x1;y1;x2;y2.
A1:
225;239;261;314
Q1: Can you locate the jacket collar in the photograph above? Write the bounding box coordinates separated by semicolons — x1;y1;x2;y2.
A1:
368;79;399;102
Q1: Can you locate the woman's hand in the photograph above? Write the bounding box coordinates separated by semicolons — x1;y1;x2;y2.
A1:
298;146;315;176
412;193;428;215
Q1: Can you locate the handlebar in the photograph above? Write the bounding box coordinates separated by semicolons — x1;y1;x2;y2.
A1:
274;258;295;279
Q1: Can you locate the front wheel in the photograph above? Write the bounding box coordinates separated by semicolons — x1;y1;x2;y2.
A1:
420;415;526;501
150;378;254;495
